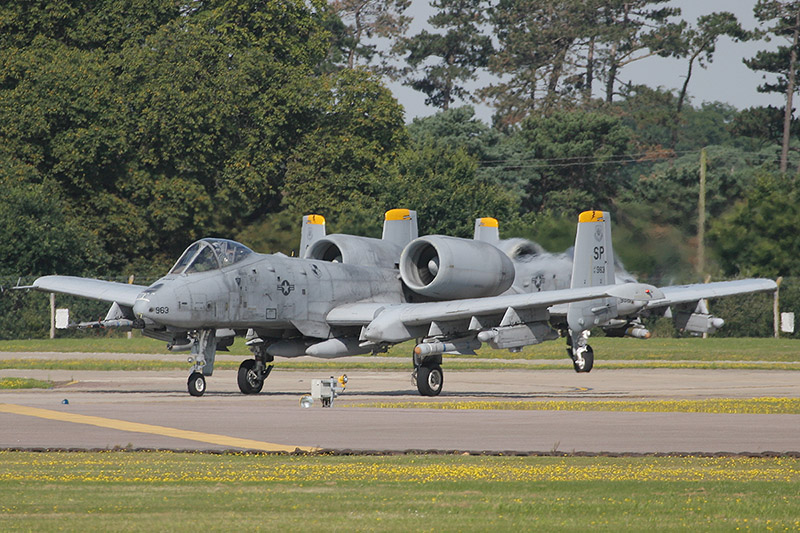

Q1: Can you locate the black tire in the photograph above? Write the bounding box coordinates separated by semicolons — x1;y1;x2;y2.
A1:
416;364;443;396
237;359;264;394
188;372;206;396
571;344;594;373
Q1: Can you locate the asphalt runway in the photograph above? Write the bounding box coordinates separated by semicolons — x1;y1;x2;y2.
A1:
1;354;799;454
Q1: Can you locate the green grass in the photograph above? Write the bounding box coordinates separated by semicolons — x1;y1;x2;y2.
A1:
0;337;798;373
1;357;798;372
0;377;52;389
349;397;800;414
0;336;199;355
0;452;798;531
2;336;798;361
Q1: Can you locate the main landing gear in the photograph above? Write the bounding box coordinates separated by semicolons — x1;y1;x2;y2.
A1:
237;338;274;395
183;329;275;396
567;330;594;373
413;353;444;396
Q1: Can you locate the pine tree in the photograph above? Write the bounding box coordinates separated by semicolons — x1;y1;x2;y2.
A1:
395;0;492;110
744;0;800;173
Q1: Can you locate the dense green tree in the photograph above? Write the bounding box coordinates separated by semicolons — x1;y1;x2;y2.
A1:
612;85;679;151
1;0;403;270
406;106;501;160
709;173;800;277
281;69;408;223
386;144;520;237
612;89;737;152
628;145;758;234
511;110;633;212
0;0;179;50
728;105;800;147
677;102;738;151
0;172;106;276
395;0;492;110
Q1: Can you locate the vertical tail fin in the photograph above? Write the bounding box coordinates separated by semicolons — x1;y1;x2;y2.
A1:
568;210;617;332
570;210;615;289
473;217;500;243
299;214;326;258
382;209;418;248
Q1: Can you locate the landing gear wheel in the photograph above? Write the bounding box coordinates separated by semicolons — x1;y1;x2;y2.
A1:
416;364;443;396
237;359;264;394
571;344;594;373
188;372;206;396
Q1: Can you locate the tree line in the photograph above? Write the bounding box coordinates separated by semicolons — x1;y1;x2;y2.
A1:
2;0;800;338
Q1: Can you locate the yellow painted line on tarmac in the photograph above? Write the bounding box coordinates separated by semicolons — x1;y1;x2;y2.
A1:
0;403;318;453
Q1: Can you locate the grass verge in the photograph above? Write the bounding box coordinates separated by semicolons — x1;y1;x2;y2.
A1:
1;336;799;361
348;397;800;414
0;377;52;390
0;452;798;531
0;358;798;372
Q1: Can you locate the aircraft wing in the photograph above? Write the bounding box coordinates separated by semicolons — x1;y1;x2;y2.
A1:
31;275;147;307
646;279;777;308
547;278;778;317
326;282;662;344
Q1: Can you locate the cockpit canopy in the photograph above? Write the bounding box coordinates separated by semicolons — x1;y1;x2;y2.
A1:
170;239;254;275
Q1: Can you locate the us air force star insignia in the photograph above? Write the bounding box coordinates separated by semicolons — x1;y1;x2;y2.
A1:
594;225;603;242
278;279;295;296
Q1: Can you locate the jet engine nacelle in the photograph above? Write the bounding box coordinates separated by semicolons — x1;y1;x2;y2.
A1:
305;235;403;269
399;235;515;300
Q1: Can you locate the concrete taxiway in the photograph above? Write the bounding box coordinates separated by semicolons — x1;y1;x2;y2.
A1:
1;356;799;454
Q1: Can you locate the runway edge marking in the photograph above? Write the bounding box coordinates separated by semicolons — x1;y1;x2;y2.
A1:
0;403;318;453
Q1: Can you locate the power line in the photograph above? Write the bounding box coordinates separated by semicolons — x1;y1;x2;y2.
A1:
476;148;787;170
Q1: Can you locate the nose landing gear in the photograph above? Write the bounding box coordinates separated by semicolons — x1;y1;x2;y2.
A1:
567;330;594;373
186;329;216;396
188;372;206;396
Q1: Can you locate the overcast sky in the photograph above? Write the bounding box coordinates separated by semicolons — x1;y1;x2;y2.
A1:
387;0;786;123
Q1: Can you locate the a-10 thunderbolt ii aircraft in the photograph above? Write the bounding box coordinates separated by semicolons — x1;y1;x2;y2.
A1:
29;209;776;397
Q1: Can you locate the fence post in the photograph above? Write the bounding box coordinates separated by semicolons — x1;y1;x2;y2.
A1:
49;292;55;339
128;275;135;340
774;276;783;339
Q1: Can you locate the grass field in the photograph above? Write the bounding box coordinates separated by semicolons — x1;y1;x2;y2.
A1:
0;377;51;390
350;398;800;414
1;452;798;531
0;337;799;374
1;335;799;360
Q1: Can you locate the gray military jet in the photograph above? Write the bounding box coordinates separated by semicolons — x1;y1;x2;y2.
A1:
30;210;776;397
